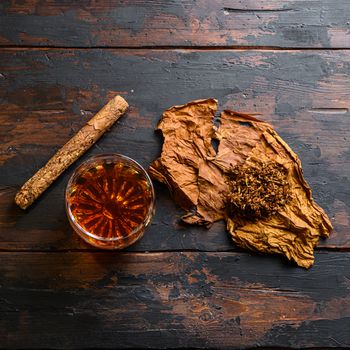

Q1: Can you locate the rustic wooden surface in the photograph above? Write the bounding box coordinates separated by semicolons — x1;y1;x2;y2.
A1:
1;1;350;349
1;251;350;348
1;0;350;48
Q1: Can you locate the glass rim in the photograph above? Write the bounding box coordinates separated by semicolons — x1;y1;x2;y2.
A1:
65;153;155;242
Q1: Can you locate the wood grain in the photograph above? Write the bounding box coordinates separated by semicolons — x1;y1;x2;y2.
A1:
1;0;350;48
1;2;350;348
1;251;350;348
1;48;349;251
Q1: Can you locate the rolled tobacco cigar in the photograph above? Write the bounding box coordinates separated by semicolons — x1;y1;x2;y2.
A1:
15;95;129;209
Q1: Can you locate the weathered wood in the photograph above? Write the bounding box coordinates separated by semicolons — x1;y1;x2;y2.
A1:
0;251;350;348
1;0;350;48
1;3;350;348
1;48;349;251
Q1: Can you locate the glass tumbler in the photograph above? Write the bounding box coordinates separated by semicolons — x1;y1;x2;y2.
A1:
65;154;155;249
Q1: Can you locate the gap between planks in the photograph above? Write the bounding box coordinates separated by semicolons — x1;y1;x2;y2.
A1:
2;45;350;51
0;247;349;253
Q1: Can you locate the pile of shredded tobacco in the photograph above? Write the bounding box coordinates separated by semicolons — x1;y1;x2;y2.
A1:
149;99;333;268
226;161;291;221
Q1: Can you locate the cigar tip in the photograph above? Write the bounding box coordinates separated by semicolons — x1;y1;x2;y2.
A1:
112;95;129;109
14;191;29;210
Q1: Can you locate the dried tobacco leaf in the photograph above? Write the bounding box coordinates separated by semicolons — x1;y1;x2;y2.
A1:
149;99;333;268
149;99;226;225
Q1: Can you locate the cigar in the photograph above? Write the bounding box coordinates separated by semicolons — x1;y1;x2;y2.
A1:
15;95;129;210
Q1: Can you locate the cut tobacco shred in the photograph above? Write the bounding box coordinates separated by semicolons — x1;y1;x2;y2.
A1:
149;99;333;268
226;161;292;221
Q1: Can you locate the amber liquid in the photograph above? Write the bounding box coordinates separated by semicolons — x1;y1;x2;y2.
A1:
68;160;153;246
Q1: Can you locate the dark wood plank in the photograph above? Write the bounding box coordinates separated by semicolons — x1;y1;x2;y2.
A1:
1;251;350;348
1;48;349;251
1;0;350;48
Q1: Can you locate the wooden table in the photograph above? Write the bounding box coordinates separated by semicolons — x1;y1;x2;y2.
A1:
1;1;350;348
